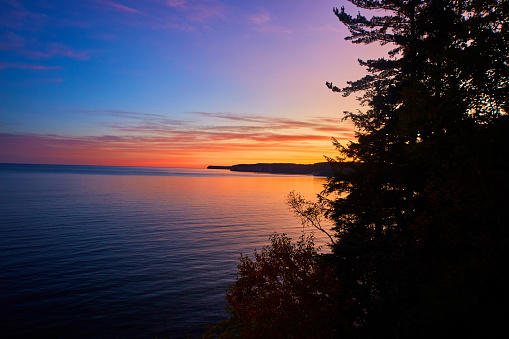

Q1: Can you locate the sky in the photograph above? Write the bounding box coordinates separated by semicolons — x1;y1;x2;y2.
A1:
0;0;386;168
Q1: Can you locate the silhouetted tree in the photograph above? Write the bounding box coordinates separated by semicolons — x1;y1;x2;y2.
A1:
218;2;508;338
324;1;509;338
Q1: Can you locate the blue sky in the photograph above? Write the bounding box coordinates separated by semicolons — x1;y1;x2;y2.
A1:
0;0;386;167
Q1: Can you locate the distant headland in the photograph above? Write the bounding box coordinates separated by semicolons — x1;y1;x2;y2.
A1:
207;162;336;177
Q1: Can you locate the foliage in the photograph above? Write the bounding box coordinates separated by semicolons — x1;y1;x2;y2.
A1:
216;1;508;338
220;233;344;339
322;0;509;338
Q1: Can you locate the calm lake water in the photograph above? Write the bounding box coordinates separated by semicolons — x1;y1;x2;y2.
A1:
0;164;331;338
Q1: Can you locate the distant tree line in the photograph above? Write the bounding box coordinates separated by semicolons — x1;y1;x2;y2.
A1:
207;1;509;338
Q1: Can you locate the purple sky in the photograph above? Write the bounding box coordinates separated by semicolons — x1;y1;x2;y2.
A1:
0;0;386;167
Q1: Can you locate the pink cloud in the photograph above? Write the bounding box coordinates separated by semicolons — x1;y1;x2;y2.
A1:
0;32;25;50
153;20;196;32
98;0;142;14
1;0;24;9
84;110;355;143
147;0;232;32
0;110;355;167
9;10;48;23
186;112;352;136
245;9;292;34
191;4;227;22
18;50;52;58
90;33;117;41
0;130;342;167
0;0;48;31
0;62;61;70
166;0;187;9
47;43;91;60
164;0;227;23
39;78;64;83
10;43;93;60
0;131;332;153
249;10;271;25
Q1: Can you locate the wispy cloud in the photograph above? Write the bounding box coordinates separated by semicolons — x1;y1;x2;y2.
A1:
47;43;92;60
0;62;61;70
38;78;64;83
0;0;23;9
186;112;353;136
249;10;271;25
98;0;143;14
166;0;187;9
0;32;25;50
74;110;355;149
0;6;48;30
90;33;117;41
191;4;227;23
152;19;196;32
80;109;187;124
0;130;340;167
2;34;94;60
0;107;356;166
163;0;228;24
245;9;292;35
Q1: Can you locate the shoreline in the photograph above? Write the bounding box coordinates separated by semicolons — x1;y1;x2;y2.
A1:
207;162;336;177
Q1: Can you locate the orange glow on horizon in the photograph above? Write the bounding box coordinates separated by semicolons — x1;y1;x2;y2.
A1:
0;131;353;168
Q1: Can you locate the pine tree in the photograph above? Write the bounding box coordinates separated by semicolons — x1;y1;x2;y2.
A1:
219;2;508;338
325;1;509;337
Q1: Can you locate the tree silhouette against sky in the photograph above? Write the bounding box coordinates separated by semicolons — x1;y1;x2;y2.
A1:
220;2;508;338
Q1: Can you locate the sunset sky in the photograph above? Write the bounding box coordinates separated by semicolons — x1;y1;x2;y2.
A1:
0;0;386;168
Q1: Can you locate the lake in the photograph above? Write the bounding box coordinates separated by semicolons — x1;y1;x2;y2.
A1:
0;164;332;338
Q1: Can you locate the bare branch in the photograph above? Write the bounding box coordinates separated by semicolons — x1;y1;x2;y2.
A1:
286;191;336;245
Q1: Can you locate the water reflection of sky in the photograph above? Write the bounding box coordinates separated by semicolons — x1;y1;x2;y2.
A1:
0;166;333;338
